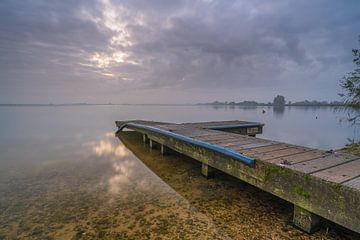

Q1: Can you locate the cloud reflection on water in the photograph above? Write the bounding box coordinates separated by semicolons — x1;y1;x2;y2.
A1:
91;132;158;196
91;132;135;195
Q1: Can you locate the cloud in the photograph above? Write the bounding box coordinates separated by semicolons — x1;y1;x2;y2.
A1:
0;0;360;102
79;0;360;89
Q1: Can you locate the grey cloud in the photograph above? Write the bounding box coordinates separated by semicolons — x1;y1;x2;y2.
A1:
0;0;360;103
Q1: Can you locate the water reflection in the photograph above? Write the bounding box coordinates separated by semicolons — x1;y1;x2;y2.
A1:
0;131;228;239
209;105;258;110
92;133;147;196
1;105;360;239
93;132;128;158
0;127;359;239
273;106;285;118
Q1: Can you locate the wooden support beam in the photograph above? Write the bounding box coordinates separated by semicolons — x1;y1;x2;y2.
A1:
293;205;321;233
149;139;155;149
161;144;170;155
143;134;148;143
201;163;215;178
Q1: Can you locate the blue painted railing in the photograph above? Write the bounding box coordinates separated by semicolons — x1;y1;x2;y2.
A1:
206;123;263;130
117;122;255;167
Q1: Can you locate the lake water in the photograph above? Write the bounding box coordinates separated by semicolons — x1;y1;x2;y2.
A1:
0;105;359;239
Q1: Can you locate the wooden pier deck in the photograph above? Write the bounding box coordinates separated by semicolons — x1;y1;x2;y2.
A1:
115;120;360;234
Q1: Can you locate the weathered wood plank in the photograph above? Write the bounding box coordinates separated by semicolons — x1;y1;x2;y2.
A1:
196;134;240;141
312;159;360;183
223;138;264;149
202;135;276;149
220;139;259;148
241;143;292;154
214;138;249;144
289;154;359;174
182;120;250;128
205;138;255;146
232;141;278;150
158;124;188;131
174;129;221;137
248;147;312;162
267;150;329;165
344;176;360;190
202;138;250;146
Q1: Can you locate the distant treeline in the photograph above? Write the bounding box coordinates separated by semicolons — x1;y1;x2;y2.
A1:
201;100;346;107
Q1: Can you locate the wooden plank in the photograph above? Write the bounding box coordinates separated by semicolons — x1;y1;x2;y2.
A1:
175;129;221;137
233;141;278;151
205;139;235;144
206;138;255;145
344;176;360;190
242;143;292;154
196;134;240;141
171;128;250;144
289;154;359;174
267;150;329;165
158;124;187;131
202;122;260;129
312;159;360;183
251;147;312;161
208;138;250;145
222;138;264;148
211;131;251;139
220;139;258;148
182;120;249;128
198;135;251;142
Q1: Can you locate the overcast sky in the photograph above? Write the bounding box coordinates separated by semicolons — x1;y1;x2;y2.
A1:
0;0;359;104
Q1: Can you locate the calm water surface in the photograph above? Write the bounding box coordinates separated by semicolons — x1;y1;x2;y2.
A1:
0;105;359;239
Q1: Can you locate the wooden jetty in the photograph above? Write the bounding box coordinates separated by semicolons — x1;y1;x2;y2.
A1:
115;120;360;234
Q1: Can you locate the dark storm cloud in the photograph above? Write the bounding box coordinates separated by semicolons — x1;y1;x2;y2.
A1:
0;0;360;102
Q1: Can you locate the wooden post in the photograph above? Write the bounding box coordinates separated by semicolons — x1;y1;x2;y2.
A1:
293;205;321;233
149;139;155;149
143;134;148;143
201;163;215;178
161;144;169;155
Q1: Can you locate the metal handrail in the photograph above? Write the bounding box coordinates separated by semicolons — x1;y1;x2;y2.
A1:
117;122;255;167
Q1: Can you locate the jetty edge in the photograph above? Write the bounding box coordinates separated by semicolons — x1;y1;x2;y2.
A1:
115;120;360;234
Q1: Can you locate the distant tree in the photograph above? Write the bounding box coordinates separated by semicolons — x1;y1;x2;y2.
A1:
340;36;360;108
273;95;285;106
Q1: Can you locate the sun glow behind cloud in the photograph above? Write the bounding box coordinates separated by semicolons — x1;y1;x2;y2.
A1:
80;0;141;79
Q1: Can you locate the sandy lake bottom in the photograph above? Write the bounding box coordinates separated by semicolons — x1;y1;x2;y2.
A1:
1;131;359;240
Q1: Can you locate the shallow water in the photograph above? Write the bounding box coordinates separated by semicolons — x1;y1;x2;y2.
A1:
0;105;359;239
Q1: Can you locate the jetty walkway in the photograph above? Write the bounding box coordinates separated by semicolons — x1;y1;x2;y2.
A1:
115;120;360;234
